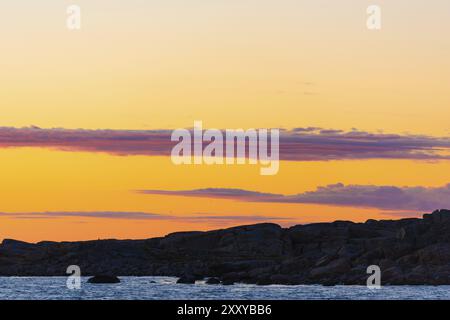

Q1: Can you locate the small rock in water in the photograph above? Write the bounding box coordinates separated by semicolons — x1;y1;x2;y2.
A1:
222;280;235;285
88;275;120;284
177;275;196;284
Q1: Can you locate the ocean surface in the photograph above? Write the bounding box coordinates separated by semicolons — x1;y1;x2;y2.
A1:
0;277;449;300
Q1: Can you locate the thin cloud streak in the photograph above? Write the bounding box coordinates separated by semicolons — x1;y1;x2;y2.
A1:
140;188;283;200
0;126;450;161
140;183;450;212
0;211;292;223
0;211;170;220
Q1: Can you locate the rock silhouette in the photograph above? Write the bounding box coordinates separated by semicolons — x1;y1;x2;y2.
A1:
88;275;120;284
2;209;450;285
176;275;196;284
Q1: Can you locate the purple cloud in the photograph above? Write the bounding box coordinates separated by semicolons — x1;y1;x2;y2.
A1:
0;127;174;156
0;211;292;224
139;188;282;200
0;126;449;161
140;183;450;212
0;211;170;220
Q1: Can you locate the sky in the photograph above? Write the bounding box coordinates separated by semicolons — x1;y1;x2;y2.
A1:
0;0;449;242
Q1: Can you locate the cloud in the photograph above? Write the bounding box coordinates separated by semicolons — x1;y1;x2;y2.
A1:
0;127;174;156
0;126;449;161
140;183;450;212
139;188;283;200
0;211;291;224
0;211;170;220
278;129;450;161
292;127;321;133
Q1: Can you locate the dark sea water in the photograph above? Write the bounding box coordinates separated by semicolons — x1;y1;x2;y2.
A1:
0;277;449;300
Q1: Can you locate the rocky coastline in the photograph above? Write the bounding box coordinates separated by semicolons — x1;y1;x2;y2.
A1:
2;209;450;285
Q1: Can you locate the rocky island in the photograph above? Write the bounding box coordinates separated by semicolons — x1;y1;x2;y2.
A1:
1;209;450;285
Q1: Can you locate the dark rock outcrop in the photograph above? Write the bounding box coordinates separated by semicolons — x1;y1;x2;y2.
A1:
221;280;235;286
2;209;450;285
88;275;120;284
176;275;196;284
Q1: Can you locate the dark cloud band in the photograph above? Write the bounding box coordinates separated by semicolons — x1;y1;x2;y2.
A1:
0;126;449;161
140;183;450;212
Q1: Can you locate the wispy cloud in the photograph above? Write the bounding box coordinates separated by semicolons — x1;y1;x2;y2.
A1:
140;183;450;212
0;211;170;220
139;188;283;200
0;211;292;224
0;127;173;156
0;126;450;161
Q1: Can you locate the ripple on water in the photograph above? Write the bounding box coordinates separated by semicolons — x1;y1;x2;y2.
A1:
0;277;449;300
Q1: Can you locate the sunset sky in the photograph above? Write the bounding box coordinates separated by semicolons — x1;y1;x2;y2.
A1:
1;0;450;242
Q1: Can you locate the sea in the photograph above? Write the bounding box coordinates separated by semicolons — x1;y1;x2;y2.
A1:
0;277;449;300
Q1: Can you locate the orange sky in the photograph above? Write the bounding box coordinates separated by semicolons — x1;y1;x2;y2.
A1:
0;1;449;242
